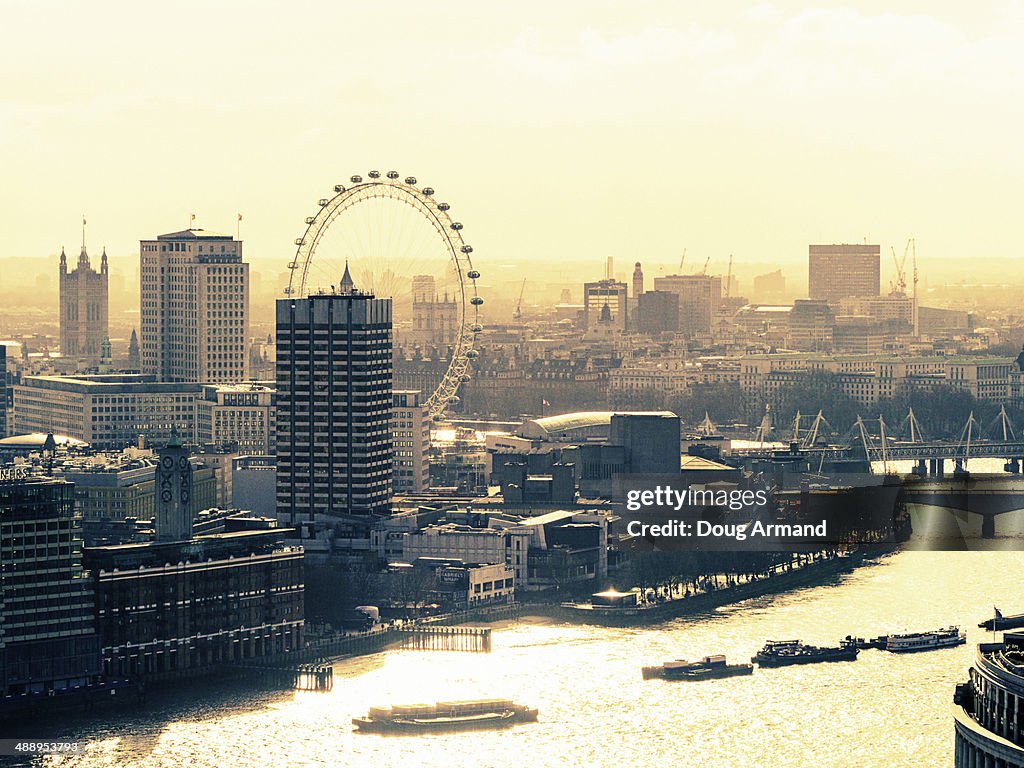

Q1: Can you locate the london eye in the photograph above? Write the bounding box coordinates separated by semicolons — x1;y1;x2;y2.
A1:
285;171;483;418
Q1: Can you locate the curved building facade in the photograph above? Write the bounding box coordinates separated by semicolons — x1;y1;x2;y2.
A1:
954;633;1024;767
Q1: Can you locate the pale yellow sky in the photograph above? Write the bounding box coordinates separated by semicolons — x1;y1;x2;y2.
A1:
1;1;1022;286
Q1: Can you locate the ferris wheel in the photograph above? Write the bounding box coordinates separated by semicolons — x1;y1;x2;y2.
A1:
285;171;483;418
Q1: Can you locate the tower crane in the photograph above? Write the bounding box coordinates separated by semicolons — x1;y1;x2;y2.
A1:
513;278;526;322
701;255;710;275
678;247;687;274
724;254;733;299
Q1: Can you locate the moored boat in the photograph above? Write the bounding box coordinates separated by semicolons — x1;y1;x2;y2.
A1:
979;609;1024;631
885;626;965;653
642;655;754;681
352;699;538;733
752;639;858;667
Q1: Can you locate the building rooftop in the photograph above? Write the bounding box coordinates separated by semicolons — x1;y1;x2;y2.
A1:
0;432;89;449
156;228;234;241
520;410;678;438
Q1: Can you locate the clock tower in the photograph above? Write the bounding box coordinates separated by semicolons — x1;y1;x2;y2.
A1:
155;427;194;541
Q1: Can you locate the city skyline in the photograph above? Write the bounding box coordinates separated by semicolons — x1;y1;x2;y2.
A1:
2;1;1023;273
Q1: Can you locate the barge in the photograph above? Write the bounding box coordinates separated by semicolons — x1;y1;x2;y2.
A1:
642;655;753;681
353;699;538;733
752;639;858;667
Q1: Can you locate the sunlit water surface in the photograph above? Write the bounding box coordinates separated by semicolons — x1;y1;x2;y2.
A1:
30;550;1024;767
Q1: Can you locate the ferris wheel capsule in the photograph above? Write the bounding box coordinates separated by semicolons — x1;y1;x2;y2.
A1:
368;170;380;179
422;187;434;196
438;202;450;211
470;323;483;333
460;245;473;254
294;238;304;246
467;270;480;279
305;216;315;224
318;198;329;206
447;396;460;404
350;175;362;183
386;170;399;179
450;222;463;231
470;296;483;306
334;184;346;193
465;349;480;359
405;176;417;185
459;374;472;383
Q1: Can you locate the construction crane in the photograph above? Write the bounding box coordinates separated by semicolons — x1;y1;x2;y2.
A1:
701;255;710;275
890;240;911;295
678;247;687;274
724;254;733;299
513;278;526;322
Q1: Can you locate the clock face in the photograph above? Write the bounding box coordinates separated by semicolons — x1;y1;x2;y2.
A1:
160;489;173;503
178;456;189;471
161;456;174;470
181;489;190;505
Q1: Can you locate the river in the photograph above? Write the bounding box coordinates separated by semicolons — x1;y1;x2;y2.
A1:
30;548;1024;768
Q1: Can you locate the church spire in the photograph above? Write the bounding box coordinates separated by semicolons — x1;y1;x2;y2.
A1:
340;260;355;293
101;246;108;274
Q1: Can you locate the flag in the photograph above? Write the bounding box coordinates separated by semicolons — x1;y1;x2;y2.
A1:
238;213;243;221
995;606;1003;619
542;399;550;407
190;213;196;222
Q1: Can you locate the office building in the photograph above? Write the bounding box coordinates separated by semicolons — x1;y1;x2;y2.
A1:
85;528;303;682
583;279;628;333
140;228;249;383
652;274;722;337
635;290;680;335
0;344;6;439
13;373;200;449
275;267;393;543
393;390;429;494
0;474;101;696
196;383;276;455
59;244;109;369
808;244;880;305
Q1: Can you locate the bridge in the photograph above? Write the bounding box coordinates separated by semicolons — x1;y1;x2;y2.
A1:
722;408;1024;474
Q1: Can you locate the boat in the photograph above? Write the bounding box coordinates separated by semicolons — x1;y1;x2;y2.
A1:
979;609;1024;631
885;626;966;653
352;699;538;733
752;639;858;667
642;655;754;681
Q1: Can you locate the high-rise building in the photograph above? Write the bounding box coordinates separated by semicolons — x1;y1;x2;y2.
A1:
59;244;109;368
652;274;722;337
0;474;101;696
583;279;628;333
392;390;429;494
808;244;880;305
275;267;393;540
635;291;680;335
0;344;6;439
787;299;835;351
140;228;249;383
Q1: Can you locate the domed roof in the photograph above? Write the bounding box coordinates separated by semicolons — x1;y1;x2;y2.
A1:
0;432;90;449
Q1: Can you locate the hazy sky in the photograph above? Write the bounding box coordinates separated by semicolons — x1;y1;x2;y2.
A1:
2;1;1022;289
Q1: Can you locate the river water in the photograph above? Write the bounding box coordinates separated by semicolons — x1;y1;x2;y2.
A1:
33;546;1024;768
